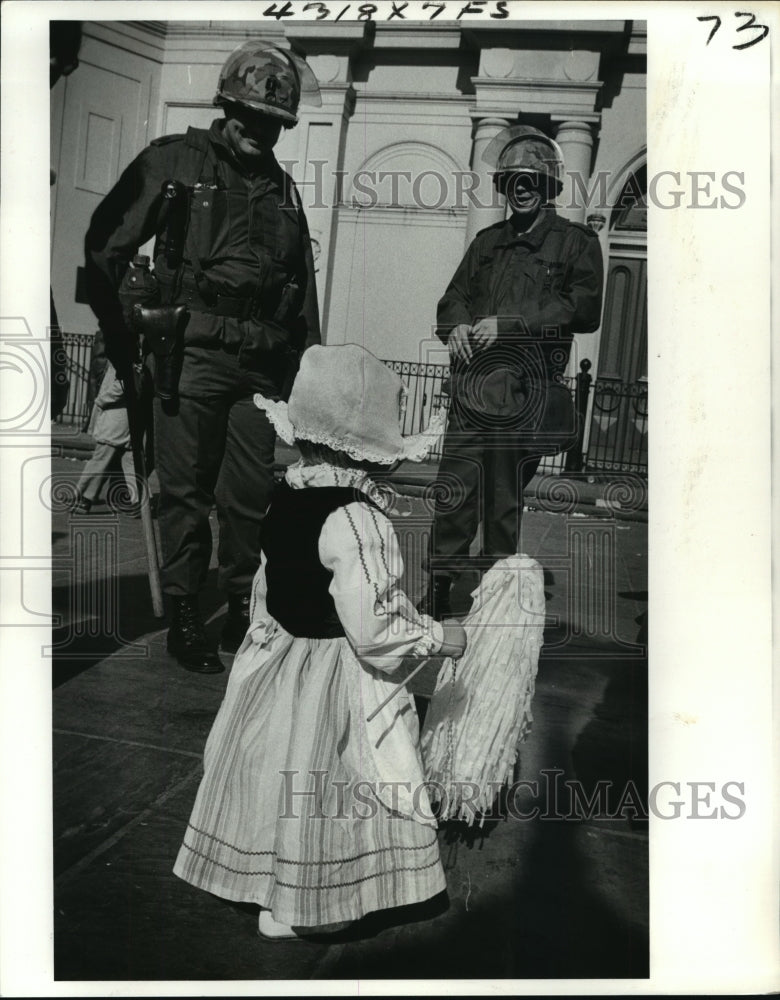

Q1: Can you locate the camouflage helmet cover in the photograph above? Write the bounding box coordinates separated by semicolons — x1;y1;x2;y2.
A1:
214;42;321;125
483;125;565;189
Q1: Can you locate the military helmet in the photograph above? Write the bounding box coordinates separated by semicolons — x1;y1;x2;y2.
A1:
483;125;565;191
214;42;321;126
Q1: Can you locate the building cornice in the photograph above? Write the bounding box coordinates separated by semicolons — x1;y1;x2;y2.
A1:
472;76;602;118
371;24;463;49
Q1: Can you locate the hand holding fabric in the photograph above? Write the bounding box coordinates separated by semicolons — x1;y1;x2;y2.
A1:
470;316;499;352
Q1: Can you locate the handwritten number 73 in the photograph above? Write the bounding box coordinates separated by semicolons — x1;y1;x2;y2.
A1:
697;12;769;49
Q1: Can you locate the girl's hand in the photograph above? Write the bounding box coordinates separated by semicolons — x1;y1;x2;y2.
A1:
439;622;467;659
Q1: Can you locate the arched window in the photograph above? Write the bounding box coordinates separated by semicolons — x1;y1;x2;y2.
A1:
610;163;647;232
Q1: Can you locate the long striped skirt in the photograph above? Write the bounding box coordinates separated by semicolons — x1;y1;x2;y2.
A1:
173;625;445;928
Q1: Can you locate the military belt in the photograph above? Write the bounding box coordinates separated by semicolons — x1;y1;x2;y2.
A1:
179;285;260;321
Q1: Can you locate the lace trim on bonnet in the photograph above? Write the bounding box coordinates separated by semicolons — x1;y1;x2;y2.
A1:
254;396;295;445
254;394;446;465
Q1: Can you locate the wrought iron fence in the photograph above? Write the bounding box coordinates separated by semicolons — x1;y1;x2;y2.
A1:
585;377;648;474
384;357;648;476
54;332;96;428
382;360;449;456
56;335;647;476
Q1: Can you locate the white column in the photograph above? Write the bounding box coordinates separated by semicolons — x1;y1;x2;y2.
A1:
553;120;600;387
554;120;595;223
465;115;510;247
290;55;355;327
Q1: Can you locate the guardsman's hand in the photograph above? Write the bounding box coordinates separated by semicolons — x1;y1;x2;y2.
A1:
447;323;473;364
470;316;499;352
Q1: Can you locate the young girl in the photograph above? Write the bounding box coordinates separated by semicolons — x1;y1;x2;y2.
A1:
173;344;465;939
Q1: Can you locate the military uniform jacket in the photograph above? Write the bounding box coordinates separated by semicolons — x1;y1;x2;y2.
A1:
436;207;603;378
85;119;320;371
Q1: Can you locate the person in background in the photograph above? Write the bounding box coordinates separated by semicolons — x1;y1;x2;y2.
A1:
85;41;322;674
428;125;604;618
73;359;139;516
82;327;108;433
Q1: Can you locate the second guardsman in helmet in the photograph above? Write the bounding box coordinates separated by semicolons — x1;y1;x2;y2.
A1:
427;124;605;618
86;42;322;673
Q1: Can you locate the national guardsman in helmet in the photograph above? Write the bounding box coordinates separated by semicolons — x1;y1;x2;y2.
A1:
214;41;321;125
426;124;605;620
85;42;322;674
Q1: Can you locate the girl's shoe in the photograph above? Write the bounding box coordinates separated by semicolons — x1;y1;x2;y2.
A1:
257;908;352;941
257;909;298;941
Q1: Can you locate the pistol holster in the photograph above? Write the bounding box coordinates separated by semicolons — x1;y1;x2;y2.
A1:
133;303;189;401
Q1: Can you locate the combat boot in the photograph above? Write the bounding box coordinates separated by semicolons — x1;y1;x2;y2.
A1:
220;593;251;654
167;596;224;674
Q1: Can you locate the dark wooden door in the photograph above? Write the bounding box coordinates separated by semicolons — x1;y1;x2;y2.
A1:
587;254;648;472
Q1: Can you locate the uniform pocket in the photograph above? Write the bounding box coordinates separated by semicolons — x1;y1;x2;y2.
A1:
533;258;568;294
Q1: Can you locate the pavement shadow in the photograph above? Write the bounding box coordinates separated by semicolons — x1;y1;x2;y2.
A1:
326;820;648;980
618;589;648;647
328;739;648;980
570;659;649;829
326;633;649;978
421;630;648;846
51;567;225;687
503;691;648;979
504;816;648;978
304;891;451;947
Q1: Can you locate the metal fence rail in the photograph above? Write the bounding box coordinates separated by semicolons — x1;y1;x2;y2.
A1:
585;378;648;474
382;360;449;452
55;332;95;428
55;334;647;476
384;358;647;476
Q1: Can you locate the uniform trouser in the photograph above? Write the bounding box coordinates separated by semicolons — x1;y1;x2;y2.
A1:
431;404;542;578
153;346;277;598
77;443;137;504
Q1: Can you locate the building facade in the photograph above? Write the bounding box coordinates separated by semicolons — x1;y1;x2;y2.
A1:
51;18;646;465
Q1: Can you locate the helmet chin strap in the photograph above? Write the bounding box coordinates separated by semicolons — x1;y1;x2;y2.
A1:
221;108;282;168
509;200;545;233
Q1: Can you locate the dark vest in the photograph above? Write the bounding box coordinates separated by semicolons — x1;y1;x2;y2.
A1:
261;482;381;639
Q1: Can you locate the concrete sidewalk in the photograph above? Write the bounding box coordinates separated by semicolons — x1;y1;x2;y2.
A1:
51;452;648;982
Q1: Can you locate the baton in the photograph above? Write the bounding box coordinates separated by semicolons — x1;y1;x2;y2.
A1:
366;658;433;723
365;629;465;722
123;357;164;618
